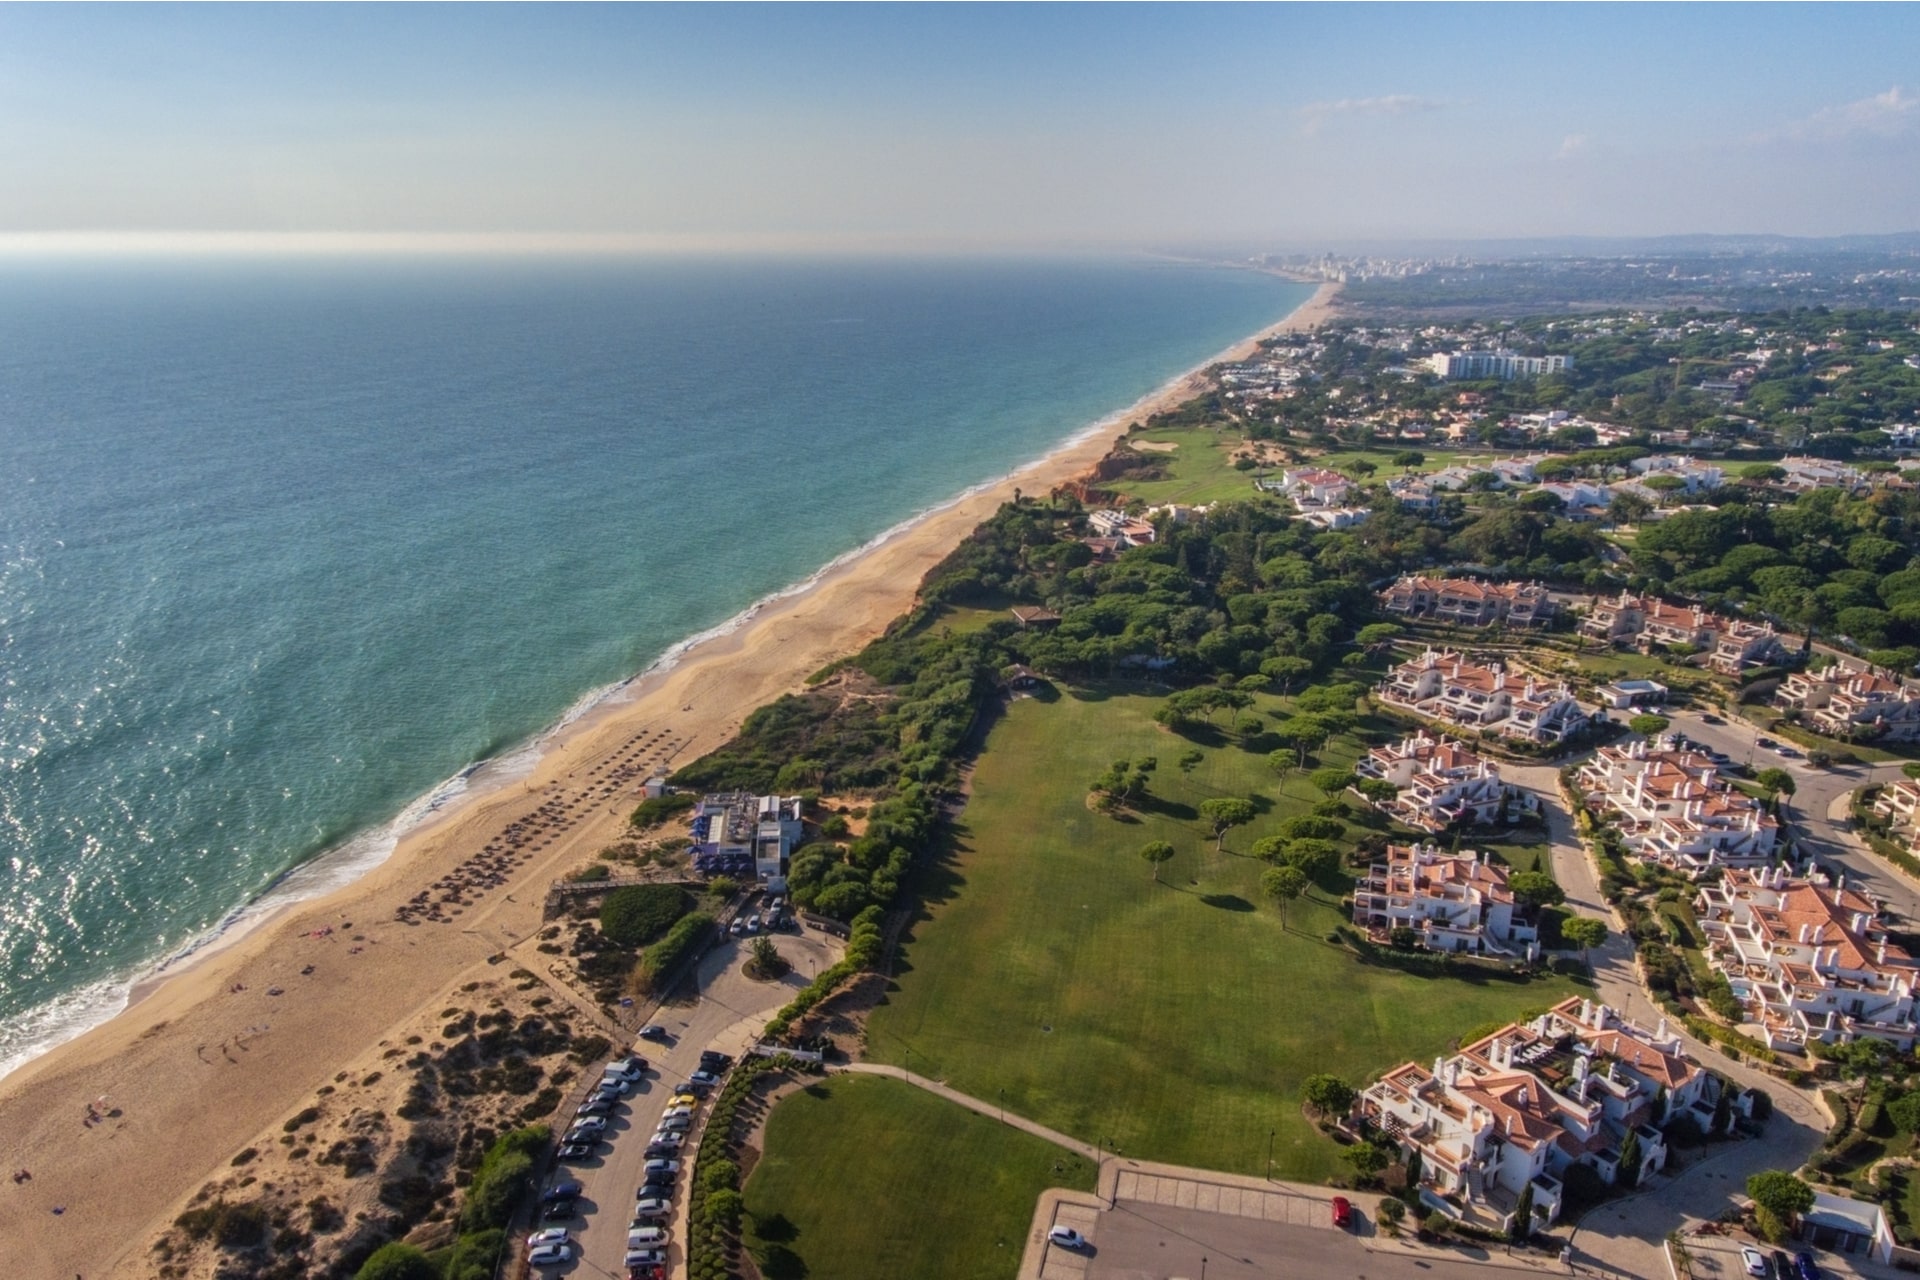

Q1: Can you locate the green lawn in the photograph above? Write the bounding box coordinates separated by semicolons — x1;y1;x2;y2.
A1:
865;687;1581;1182
1110;427;1272;505
742;1074;1094;1280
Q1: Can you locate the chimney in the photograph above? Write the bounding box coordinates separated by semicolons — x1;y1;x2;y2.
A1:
1879;939;1890;966
1592;1003;1611;1031
1579;998;1593;1026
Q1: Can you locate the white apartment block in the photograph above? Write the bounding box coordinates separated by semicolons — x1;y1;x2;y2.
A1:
1576;737;1778;874
1358;733;1515;831
1376;576;1554;628
1357;997;1707;1235
1579;591;1791;676
1778;456;1867;493
1776;661;1920;743
1378;650;1589;746
1427;350;1574;381
1628;454;1726;493
1351;843;1538;957
1696;867;1920;1051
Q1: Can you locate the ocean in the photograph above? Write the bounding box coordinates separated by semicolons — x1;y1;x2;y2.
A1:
0;255;1311;1077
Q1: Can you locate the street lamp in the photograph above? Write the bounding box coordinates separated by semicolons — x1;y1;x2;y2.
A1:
1266;1128;1275;1182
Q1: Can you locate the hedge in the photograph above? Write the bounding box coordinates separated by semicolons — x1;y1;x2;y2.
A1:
636;912;715;993
1682;1014;1778;1065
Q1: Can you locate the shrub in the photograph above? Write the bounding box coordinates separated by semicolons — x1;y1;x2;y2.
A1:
600;883;689;947
636;912;716;993
355;1243;439;1280
630;792;696;828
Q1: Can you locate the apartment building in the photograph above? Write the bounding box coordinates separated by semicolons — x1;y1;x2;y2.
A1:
1695;866;1920;1051
1378;650;1589;746
1775;660;1920;743
1376;576;1555;627
1357;998;1708;1234
1576;737;1778;873
1579;591;1791;676
1351;843;1538;957
1358;732;1517;830
1427;350;1574;380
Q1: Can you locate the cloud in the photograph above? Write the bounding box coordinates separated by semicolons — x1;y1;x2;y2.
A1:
1554;134;1589;161
1758;86;1916;143
1298;94;1449;136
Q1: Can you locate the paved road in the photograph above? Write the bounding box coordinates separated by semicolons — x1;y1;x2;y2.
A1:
1658;705;1920;919
536;927;839;1280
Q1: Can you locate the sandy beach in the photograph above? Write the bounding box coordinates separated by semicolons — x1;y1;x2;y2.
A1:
0;279;1338;1280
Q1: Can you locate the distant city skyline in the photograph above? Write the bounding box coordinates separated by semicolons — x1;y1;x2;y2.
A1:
3;3;1917;253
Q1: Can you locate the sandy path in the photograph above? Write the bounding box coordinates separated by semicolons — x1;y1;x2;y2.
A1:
0;279;1339;1280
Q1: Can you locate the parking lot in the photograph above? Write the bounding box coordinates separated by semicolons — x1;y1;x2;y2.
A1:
521;917;840;1278
1047;1196;1554;1280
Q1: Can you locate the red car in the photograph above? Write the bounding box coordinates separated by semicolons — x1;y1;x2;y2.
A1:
1331;1196;1353;1230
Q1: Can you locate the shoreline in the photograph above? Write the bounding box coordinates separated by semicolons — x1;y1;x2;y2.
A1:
0;279;1339;1280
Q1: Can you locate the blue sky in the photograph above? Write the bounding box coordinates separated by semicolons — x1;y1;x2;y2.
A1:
2;3;1916;250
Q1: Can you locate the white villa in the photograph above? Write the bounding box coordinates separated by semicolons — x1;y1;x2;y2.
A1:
1775;660;1920;743
1357;997;1711;1235
1575;737;1778;873
1695;867;1920;1051
1378;650;1589;746
1351;843;1538;957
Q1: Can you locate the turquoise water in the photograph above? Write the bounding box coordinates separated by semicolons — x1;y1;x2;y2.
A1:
0;256;1310;1074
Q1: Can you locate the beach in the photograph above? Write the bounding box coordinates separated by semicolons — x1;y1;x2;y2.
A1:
0;279;1338;1280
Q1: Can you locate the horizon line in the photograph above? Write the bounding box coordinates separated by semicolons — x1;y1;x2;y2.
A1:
0;230;1166;259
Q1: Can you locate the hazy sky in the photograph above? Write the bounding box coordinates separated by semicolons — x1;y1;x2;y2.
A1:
3;3;1918;252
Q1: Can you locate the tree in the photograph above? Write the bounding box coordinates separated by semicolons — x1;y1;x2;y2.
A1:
1262;865;1308;928
1627;714;1671;738
1140;840;1176;883
1377;1196;1406;1232
1616;1125;1641;1191
1746;1170;1814;1241
1511;1181;1534;1243
1301;1073;1356;1117
1391;451;1425;469
1509;870;1566;911
1357;777;1398;804
1560;916;1608;964
1309;767;1356;796
1888;1092;1920;1135
356;1244;438;1280
1753;768;1796;801
745;935;787;979
1199;797;1257;851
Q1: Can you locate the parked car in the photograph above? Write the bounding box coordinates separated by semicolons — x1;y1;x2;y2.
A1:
1741;1247;1769;1278
593;1080;629;1100
577;1096;618;1117
604;1059;646;1083
527;1243;575;1267
661;1105;695;1121
632;1197;672;1219
541;1180;584;1203
689;1069;723;1087
674;1080;710;1097
557;1141;598;1162
625;1248;668;1268
1776;746;1802;758
656;1114;693;1133
668;1092;701;1109
637;1181;675;1202
1331;1196;1353;1230
526;1228;571;1250
628;1226;669;1247
1700;712;1723;724
1756;736;1778;749
639;1024;670;1042
1046;1226;1087;1250
1795;1253;1821;1280
647;1131;686;1151
699;1050;733;1070
540;1198;577;1222
568;1116;608;1134
642;1159;681;1178
1770;1252;1793;1280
